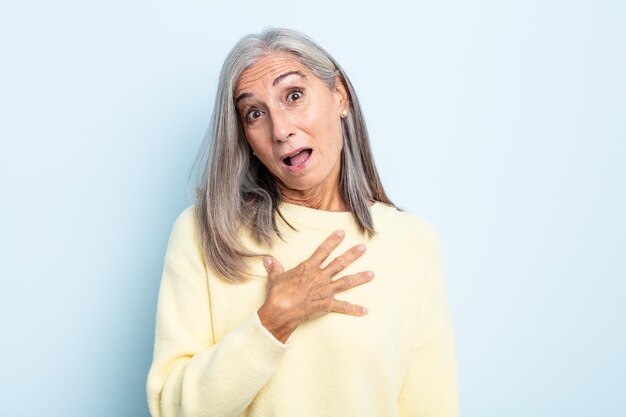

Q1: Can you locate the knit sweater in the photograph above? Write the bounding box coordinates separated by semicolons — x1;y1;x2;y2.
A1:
146;201;459;417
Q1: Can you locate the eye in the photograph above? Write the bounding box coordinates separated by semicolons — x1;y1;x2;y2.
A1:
246;109;263;123
287;89;303;102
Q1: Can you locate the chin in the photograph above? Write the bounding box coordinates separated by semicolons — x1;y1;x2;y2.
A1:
278;174;324;192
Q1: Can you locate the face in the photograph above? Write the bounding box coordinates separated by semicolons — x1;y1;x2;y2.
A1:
234;53;349;196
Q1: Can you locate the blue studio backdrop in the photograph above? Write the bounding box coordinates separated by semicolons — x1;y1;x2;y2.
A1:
1;1;624;416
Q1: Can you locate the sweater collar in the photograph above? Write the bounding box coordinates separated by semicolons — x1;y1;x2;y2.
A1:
275;200;394;231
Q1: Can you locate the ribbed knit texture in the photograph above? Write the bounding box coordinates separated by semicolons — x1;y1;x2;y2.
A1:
146;202;459;417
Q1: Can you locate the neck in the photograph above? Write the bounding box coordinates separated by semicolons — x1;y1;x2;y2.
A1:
279;182;347;212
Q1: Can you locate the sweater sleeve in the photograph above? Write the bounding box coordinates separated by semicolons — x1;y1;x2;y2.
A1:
397;226;459;417
146;207;291;417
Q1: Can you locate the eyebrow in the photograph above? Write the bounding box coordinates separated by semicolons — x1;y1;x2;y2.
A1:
234;70;306;105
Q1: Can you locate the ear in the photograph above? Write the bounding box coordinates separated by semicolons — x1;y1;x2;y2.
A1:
332;74;350;113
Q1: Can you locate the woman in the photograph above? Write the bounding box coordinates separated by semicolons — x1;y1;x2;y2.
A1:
147;28;459;417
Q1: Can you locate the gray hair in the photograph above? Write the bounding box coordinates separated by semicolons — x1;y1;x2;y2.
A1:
190;27;396;282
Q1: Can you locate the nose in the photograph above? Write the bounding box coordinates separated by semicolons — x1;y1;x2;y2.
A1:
271;108;295;142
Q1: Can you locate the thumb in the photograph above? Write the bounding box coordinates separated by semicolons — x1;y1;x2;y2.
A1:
263;256;284;279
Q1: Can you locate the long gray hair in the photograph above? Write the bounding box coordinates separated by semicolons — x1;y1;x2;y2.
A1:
190;27;396;282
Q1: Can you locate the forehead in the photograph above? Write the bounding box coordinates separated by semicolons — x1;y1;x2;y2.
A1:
235;53;312;94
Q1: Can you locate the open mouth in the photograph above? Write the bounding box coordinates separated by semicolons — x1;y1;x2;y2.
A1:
282;148;313;167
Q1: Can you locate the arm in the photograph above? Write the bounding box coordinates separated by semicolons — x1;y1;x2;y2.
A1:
146;207;290;417
397;227;460;417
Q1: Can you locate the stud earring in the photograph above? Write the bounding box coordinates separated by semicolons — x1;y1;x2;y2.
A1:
341;110;348;118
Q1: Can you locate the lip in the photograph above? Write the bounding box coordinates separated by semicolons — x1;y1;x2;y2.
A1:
280;147;313;173
280;147;312;161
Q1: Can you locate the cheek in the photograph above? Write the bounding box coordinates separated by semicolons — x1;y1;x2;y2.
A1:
324;115;344;154
307;105;342;149
246;135;282;174
245;131;269;156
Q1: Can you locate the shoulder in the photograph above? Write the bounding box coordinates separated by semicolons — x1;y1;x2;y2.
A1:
374;203;442;253
375;203;442;259
172;204;196;230
161;204;208;281
166;204;200;253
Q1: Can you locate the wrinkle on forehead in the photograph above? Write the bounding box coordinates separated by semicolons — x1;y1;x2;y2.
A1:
235;53;308;96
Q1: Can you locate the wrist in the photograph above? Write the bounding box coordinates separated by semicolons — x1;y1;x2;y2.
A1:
257;304;300;344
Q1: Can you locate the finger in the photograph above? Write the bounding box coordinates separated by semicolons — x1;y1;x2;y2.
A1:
331;271;375;293
263;256;284;280
331;299;369;316
323;243;367;277
308;230;346;266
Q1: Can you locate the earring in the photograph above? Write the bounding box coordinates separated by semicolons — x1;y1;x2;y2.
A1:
341;110;348;118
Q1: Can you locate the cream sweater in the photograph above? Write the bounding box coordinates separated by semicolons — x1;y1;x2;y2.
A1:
146;201;459;417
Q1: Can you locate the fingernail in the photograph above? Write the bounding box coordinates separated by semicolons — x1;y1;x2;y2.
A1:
367;271;375;277
357;244;366;252
263;257;272;266
362;307;369;314
336;230;345;237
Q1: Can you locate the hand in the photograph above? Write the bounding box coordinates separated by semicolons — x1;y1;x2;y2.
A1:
257;230;374;343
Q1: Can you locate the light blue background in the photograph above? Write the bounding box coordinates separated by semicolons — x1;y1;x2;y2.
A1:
1;1;624;416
